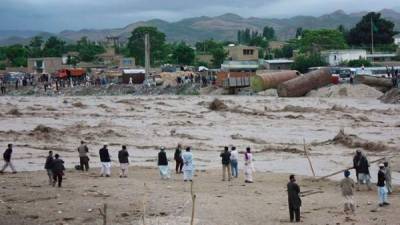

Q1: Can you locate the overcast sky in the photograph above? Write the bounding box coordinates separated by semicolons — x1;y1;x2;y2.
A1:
0;0;399;32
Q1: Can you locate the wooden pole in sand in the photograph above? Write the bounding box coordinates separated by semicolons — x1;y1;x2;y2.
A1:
190;181;196;225
142;183;147;225
316;156;395;181
303;138;316;177
98;203;107;225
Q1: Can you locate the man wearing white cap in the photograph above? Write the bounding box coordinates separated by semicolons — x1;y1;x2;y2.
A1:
99;143;111;177
377;163;389;207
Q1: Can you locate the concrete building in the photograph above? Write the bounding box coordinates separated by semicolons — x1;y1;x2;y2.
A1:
394;35;400;46
367;53;397;62
119;57;135;68
264;59;294;70
27;57;64;74
227;45;259;61
321;50;367;66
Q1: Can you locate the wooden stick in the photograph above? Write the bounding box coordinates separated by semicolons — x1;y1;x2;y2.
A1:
190;181;196;225
142;183;147;225
98;203;107;225
303;138;316;177
316;156;393;181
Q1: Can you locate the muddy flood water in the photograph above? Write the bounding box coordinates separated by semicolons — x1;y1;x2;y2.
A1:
0;95;399;184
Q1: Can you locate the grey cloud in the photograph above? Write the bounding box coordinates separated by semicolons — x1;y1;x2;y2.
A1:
0;0;398;32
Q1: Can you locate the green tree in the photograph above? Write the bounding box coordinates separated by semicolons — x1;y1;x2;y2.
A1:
29;36;43;58
42;36;66;57
291;53;327;73
296;29;348;53
195;39;223;53
263;26;276;40
171;42;195;65
211;48;228;68
295;27;303;39
76;37;105;62
273;44;294;58
5;44;29;67
347;12;398;46
127;26;166;66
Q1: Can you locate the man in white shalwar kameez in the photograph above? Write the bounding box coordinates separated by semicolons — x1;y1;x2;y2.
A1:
244;147;254;183
182;147;194;182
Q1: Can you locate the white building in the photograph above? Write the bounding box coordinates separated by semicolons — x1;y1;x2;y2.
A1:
321;49;367;66
394;35;400;46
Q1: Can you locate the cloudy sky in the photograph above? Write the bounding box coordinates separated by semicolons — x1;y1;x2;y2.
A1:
0;0;399;32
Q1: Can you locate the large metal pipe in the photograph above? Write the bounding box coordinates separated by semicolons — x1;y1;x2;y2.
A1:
250;70;300;92
277;68;332;97
355;75;393;88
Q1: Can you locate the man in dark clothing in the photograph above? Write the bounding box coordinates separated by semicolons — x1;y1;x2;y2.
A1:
287;174;301;223
158;147;170;179
377;163;390;207
77;141;89;171
220;146;231;181
0;144;17;173
353;150;371;191
44;151;54;185
99;144;111;177
174;144;183;174
51;154;65;187
118;145;129;178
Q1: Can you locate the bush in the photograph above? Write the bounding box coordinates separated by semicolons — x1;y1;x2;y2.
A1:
291;53;327;73
347;59;372;67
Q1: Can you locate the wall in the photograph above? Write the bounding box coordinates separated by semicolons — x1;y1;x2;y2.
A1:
27;57;64;74
227;46;259;61
322;50;367;66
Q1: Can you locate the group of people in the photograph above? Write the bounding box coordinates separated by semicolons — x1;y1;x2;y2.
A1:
219;146;254;183
0;143;395;223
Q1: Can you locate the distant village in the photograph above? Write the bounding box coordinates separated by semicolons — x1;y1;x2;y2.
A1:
0;11;399;94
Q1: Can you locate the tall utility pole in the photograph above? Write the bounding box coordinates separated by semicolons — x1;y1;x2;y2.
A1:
370;17;374;54
144;33;150;81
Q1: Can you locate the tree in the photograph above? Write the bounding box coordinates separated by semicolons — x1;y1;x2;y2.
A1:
29;36;43;58
291;53;327;73
347;12;398;46
5;44;29;67
42;36;66;57
295;27;303;39
76;37;105;62
127;26;166;66
273;44;294;58
296;29;347;53
171;42;195;65
211;48;228;68
263;26;276;40
195;39;223;53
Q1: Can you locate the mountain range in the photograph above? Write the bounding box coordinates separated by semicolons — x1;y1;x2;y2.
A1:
1;9;400;46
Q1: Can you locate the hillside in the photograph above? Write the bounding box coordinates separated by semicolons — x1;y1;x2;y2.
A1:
1;9;400;45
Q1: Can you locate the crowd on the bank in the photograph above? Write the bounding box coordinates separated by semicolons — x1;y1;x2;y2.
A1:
0;142;394;223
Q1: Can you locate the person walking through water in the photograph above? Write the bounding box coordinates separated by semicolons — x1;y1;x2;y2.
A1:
244;147;254;183
182;147;194;182
0;144;17;173
99;143;111;177
220;146;231;181
118;145;129;178
174;144;183;174
77;141;89;171
353;150;371;191
52;154;65;188
44;151;54;185
230;146;239;178
287;174;301;223
158;147;170;179
340;170;356;216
